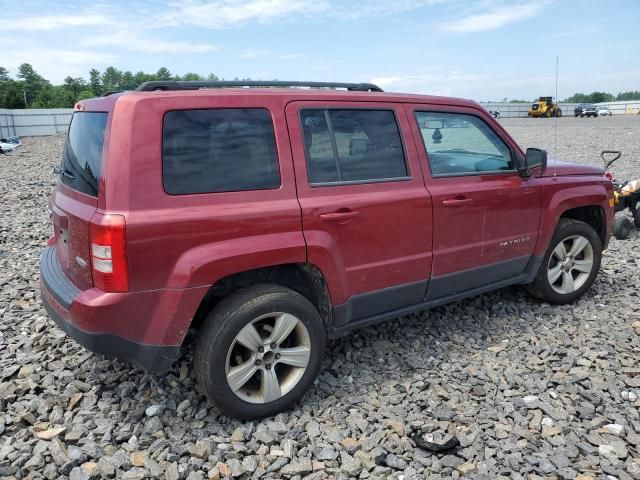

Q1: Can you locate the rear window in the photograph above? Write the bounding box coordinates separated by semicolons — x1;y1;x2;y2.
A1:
162;108;280;195
60;112;108;197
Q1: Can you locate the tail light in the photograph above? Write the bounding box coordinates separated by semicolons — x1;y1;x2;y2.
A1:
604;172;613;181
89;213;128;292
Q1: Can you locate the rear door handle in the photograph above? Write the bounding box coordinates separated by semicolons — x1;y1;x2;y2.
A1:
442;198;473;208
319;210;360;223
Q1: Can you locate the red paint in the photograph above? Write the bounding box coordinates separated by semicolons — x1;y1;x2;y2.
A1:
41;88;614;348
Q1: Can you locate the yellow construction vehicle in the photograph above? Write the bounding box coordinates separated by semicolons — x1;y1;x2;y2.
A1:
528;96;563;118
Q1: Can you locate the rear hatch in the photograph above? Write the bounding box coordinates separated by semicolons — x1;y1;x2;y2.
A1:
51;111;108;291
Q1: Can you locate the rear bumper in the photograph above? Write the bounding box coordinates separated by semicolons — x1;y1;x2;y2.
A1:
40;246;186;373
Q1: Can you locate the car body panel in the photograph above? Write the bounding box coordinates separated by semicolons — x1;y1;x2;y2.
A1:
40;87;615;372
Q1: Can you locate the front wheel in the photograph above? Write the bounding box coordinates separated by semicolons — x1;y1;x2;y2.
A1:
525;219;601;304
194;284;326;419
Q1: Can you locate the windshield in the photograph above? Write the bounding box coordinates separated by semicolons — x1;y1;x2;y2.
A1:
60;112;108;197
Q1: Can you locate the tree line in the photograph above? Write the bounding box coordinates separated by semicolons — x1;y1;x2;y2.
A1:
0;64;226;109
1;63;639;109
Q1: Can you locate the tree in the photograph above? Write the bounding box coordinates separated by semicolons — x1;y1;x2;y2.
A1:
101;66;123;91
156;67;172;80
89;68;102;96
178;72;204;81
121;71;136;90
616;91;640;101
0;67;9;82
16;63;50;106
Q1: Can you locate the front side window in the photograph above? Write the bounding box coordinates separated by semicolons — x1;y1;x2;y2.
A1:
415;112;513;176
163;108;280;195
300;109;408;185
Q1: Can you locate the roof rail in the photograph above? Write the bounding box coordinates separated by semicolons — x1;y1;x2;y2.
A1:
134;81;383;92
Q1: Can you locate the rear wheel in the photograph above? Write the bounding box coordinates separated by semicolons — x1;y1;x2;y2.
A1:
556;108;562;117
194;284;325;419
525;219;601;304
613;216;633;240
634;202;640;228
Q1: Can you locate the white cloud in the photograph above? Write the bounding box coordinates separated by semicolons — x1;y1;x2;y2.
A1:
87;31;219;54
157;0;324;28
440;2;548;33
2;14;112;31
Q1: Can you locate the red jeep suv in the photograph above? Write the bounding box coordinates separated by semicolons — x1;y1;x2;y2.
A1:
40;81;613;418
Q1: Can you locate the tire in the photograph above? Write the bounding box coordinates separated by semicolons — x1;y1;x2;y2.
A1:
556;108;562;117
634;202;640;228
613;216;633;240
194;284;326;419
545;109;552;118
525;219;602;304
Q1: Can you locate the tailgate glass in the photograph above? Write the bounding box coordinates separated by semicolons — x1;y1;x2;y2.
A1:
60;112;108;197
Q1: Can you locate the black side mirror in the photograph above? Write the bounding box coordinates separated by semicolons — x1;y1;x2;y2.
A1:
523;148;547;176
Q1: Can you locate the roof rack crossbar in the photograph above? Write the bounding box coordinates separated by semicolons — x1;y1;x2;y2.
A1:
135;81;383;92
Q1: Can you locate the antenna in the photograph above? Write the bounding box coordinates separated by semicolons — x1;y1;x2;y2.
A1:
553;56;559;177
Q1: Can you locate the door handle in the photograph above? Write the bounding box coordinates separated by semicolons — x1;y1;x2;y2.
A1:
442;198;473;208
319;209;360;223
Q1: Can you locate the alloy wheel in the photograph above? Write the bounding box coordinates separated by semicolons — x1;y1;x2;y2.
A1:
547;235;594;294
225;312;311;404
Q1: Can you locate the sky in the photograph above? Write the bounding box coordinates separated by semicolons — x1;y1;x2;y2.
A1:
1;0;639;101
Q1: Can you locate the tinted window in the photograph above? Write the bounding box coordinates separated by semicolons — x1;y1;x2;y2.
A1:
60;112;108;196
300;109;407;184
415;112;513;176
163;109;280;195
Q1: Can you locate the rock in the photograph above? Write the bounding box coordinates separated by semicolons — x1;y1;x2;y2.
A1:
281;458;312;476
67;392;83;411
49;438;70;465
18;365;34;378
69;462;98;480
35;426;66;440
254;430;277;444
602;424;625;436
340;451;362;476
386;419;405;437
340;437;359;453
130;451;148;467
457;462;476;476
230;428;244;442
145;404;165;417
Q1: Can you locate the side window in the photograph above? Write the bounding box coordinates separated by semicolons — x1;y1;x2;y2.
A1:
300;109;408;185
415;111;513;176
163;108;280;195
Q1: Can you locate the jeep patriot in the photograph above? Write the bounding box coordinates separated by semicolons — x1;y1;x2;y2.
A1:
40;81;614;418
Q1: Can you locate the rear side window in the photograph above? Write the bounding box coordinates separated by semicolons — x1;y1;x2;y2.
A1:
60;112;108;197
300;109;408;185
163;108;280;195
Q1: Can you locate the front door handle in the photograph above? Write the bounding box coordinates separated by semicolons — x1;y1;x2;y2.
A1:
319;209;360;223
442;198;473;208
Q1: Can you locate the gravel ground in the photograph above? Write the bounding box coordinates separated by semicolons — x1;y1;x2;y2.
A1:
500;116;640;179
1;118;639;480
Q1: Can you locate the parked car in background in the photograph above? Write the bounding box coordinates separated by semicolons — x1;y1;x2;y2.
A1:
574;104;598;117
40;80;614;418
596;106;612;117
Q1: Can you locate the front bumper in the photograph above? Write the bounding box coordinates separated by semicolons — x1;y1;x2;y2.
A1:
40;246;181;372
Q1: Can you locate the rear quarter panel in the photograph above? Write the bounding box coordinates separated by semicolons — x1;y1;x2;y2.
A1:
104;94;306;292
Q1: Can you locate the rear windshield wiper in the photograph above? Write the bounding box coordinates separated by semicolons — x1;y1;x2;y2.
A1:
61;167;76;180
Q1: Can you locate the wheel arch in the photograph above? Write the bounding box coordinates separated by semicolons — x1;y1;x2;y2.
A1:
559;205;607;247
189;263;333;336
